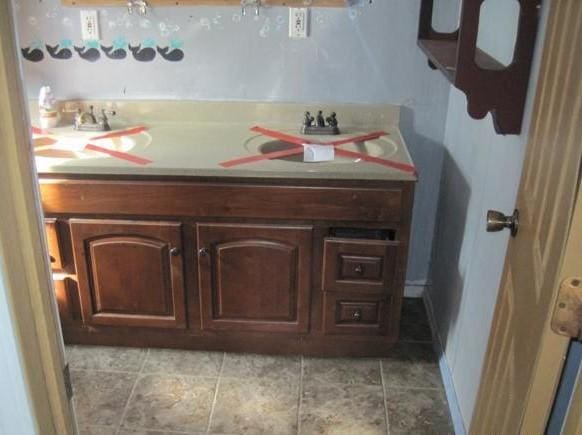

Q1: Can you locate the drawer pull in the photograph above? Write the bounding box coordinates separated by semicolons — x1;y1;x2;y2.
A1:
170;247;181;256
354;264;364;275
49;255;56;264
198;247;210;257
352;308;362;322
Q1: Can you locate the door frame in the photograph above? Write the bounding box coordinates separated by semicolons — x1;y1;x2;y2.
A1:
0;2;77;434
471;0;582;432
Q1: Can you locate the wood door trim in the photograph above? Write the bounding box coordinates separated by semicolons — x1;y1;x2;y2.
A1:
470;1;582;432
0;2;76;432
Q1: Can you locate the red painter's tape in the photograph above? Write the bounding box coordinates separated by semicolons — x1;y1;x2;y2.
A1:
250;126;310;146
328;131;388;146
90;126;148;141
32;126;49;135
84;144;152;165
335;148;417;174
219;126;413;174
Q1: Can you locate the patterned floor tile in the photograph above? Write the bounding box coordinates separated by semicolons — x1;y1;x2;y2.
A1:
68;345;147;372
381;343;443;389
384;387;453;434
122;374;216;433
300;381;386;435
72;370;137;426
303;357;382;385
210;377;299;434
221;353;301;383
142;349;223;377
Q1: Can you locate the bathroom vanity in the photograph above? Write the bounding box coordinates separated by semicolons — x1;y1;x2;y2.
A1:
37;102;416;357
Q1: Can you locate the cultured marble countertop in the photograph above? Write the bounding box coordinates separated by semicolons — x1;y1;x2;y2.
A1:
32;101;417;182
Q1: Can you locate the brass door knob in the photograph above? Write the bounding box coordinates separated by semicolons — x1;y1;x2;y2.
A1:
487;209;519;237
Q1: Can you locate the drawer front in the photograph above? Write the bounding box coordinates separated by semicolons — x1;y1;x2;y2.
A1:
45;218;64;270
323;292;388;335
40;180;405;223
323;238;399;294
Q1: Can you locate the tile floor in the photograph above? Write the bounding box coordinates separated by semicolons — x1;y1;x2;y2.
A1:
71;298;454;435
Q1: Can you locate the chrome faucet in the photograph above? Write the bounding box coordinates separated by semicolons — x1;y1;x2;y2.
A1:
73;105;116;132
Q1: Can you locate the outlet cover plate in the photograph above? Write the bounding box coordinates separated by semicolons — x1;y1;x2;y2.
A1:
289;8;309;39
80;10;100;41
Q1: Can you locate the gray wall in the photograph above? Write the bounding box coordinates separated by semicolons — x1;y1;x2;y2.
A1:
428;1;550;429
13;0;453;283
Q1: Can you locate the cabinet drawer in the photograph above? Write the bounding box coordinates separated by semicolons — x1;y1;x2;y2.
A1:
323;292;388;335
323;238;399;294
45;218;64;270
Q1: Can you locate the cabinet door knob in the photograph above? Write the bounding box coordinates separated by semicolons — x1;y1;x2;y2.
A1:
169;247;180;256
354;264;364;275
198;247;209;257
352;308;362;322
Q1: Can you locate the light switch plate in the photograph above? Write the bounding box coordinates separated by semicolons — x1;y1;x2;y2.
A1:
80;10;99;41
289;8;309;39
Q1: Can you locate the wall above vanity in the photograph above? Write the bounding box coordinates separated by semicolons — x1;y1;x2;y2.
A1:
62;0;347;6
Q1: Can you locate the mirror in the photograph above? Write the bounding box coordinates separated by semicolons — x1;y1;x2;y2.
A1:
475;0;520;68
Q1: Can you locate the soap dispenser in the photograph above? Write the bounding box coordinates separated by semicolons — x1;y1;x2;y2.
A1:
38;86;60;129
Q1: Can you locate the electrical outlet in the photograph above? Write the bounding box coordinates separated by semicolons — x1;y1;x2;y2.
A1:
80;10;100;41
289;8;309;39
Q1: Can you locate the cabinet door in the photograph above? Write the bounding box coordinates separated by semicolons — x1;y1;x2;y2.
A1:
197;224;313;333
70;219;186;329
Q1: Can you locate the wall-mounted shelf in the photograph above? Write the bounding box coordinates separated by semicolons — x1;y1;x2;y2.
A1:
62;0;346;6
418;0;541;135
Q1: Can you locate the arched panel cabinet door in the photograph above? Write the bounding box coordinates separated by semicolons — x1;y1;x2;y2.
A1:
197;223;313;333
70;219;186;329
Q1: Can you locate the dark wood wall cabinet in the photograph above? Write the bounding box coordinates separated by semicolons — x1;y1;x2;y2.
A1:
41;175;414;357
418;0;542;135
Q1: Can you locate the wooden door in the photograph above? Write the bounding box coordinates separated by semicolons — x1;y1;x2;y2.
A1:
471;1;582;432
70;219;186;329
197;223;312;333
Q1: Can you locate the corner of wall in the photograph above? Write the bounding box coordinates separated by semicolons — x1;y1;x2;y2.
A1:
423;287;467;435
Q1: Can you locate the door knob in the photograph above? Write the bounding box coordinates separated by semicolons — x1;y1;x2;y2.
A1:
487;209;519;237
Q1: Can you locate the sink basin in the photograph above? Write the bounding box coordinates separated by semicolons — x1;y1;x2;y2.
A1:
33;126;151;168
243;134;398;164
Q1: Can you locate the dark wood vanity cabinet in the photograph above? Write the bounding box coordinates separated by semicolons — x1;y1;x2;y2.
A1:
69;219;187;329
40;177;414;357
197;224;313;333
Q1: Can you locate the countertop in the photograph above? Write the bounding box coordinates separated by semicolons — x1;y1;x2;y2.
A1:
32;101;417;182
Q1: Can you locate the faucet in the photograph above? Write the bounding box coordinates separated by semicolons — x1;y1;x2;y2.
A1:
73;105;116;132
301;110;340;135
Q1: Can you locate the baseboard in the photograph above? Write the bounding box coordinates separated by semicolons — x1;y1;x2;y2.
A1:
404;280;427;298
423;291;467;435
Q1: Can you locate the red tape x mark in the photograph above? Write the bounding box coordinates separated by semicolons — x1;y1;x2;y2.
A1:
220;126;416;174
